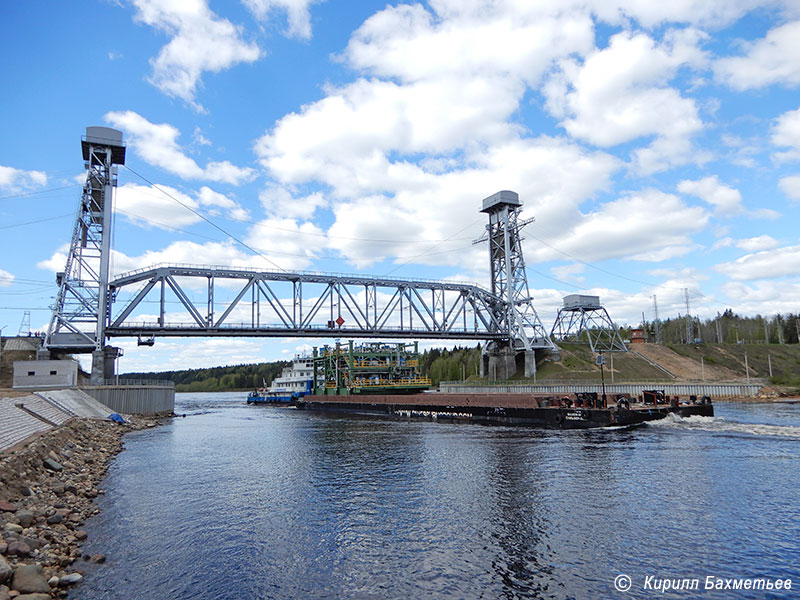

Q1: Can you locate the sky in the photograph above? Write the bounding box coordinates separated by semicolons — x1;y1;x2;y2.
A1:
1;0;800;373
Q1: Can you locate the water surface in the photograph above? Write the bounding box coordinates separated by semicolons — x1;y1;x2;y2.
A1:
77;394;800;599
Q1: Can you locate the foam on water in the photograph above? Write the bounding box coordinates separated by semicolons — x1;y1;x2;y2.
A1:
648;412;800;439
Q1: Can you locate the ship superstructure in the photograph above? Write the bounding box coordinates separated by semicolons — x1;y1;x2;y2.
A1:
313;341;431;395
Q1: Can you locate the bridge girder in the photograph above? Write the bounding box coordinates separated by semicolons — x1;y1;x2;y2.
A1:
105;264;536;342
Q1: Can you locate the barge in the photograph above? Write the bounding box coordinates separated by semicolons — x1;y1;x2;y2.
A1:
289;341;713;428
296;391;713;428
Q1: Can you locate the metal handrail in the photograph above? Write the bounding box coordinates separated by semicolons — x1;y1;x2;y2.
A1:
112;262;491;293
89;379;176;388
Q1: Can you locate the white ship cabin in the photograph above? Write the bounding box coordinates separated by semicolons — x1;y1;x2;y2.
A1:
270;357;314;392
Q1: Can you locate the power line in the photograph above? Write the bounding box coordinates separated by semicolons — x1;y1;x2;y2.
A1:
0;184;81;202
0;213;73;230
120;181;476;244
116;208;473;263
123;165;286;272
383;217;485;276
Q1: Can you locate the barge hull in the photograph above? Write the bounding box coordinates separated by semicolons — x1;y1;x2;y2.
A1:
295;394;713;429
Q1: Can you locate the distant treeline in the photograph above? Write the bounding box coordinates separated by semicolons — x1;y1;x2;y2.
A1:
121;361;289;392
637;309;800;345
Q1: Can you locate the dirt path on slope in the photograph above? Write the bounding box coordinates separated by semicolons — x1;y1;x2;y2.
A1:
631;344;740;381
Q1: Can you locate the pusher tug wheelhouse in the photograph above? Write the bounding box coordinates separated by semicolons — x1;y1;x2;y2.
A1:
247;356;314;404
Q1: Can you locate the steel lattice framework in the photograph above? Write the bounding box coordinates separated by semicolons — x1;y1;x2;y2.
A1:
474;191;554;351
105;265;509;340
45;128;125;353
550;295;627;353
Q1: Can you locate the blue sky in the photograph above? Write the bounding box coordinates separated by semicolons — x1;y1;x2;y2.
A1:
2;0;800;372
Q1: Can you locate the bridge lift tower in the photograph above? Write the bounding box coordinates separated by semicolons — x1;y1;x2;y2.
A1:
474;190;556;379
43;127;126;383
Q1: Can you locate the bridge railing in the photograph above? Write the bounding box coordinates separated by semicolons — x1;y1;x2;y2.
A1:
93;379;176;388
112;263;492;293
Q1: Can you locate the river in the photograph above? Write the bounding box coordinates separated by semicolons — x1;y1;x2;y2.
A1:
75;393;800;599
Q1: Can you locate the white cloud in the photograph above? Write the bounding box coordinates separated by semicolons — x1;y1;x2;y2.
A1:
0;269;14;287
256;76;524;194
115;183;249;229
0;165;47;193
590;0;781;29
714;20;800;90
721;280;800;316
779;174;800;199
246;218;325;270
196;186;250;220
677;175;743;215
36;244;70;274
105;111;255;184
259;186;327;219
735;235;780;252
132;0;262;111
320;137;620;270
243;0;320;39
343;3;594;85
116;184;202;228
544;29;706;173
716;244;800;280
550;263;585;285
527;189;710;264
771;107;800;162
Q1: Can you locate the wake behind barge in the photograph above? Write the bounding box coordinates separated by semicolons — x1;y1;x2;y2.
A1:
273;341;714;428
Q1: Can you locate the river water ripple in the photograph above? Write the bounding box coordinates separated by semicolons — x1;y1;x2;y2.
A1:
76;394;800;599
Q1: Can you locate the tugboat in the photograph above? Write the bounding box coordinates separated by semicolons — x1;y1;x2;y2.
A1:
247;356;313;404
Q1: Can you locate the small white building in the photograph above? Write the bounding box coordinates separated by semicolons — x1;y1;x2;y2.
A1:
13;360;79;390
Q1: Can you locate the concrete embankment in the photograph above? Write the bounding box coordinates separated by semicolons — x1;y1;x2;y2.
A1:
0;389;166;599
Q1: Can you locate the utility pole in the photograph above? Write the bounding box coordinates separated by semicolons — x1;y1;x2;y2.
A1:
597;354;607;408
745;352;750;383
652;295;662;344
684;288;693;343
715;312;722;343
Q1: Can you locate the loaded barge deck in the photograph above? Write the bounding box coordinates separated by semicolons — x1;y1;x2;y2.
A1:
295;392;713;428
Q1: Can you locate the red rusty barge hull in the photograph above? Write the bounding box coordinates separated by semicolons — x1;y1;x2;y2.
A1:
294;393;714;429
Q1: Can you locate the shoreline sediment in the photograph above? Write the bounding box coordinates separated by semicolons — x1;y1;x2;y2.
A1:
0;415;165;599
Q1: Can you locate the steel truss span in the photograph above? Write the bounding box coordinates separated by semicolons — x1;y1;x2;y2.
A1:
106;264;530;341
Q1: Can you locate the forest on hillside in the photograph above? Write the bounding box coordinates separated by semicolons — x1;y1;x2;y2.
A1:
637;310;800;345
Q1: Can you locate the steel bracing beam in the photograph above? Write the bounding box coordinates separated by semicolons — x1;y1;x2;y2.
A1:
105;264;509;340
550;306;628;353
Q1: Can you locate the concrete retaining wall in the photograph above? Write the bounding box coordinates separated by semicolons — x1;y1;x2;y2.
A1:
81;384;175;414
440;381;763;398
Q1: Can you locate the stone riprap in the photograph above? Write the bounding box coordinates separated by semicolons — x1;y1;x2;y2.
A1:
0;415;162;598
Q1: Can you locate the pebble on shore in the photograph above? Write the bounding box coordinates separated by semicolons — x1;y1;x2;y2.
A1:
0;414;163;598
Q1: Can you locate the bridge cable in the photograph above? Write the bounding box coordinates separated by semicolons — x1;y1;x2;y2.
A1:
122;165;286;272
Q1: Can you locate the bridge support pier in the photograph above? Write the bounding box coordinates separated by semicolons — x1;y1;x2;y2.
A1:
481;342;516;381
91;346;121;384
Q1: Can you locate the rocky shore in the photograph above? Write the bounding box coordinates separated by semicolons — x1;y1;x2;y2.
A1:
0;415;164;599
